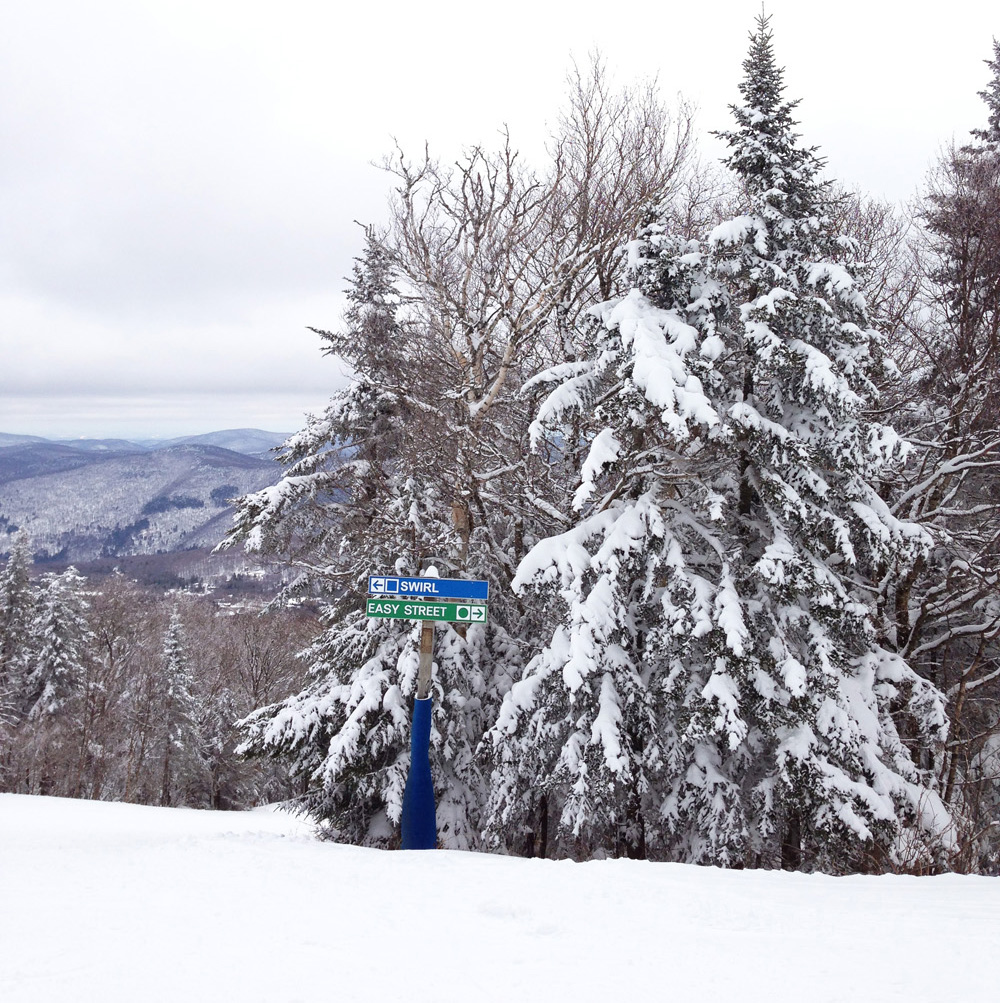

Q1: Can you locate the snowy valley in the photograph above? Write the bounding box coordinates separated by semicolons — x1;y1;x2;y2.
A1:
0;430;287;584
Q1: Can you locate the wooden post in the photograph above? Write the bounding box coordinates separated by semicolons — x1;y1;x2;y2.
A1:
416;620;434;699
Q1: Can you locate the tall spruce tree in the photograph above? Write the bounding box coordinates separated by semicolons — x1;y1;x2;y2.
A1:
20;567;92;794
969;38;1000;149
228;233;509;848
487;15;951;870
26;567;92;722
0;531;35;721
157;608;200;806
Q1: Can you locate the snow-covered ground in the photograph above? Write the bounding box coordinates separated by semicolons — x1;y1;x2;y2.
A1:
2;794;998;1002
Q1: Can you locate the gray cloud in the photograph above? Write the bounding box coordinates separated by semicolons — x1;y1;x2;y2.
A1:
1;0;995;437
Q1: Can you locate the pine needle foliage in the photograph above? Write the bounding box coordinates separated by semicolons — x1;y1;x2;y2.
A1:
487;16;952;870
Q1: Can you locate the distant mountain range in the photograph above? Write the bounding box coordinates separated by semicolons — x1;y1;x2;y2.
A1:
0;430;291;582
0;427;291;459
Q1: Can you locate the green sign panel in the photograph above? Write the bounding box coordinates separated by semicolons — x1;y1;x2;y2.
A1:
366;598;488;624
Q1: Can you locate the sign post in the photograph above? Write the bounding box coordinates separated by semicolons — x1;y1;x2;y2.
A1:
400;619;437;850
368;569;489;851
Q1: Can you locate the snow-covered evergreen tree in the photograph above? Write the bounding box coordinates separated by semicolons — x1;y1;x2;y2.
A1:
488;15;952;870
229;233;510;847
25;567;92;722
0;531;35;725
969;38;1000;149
19;566;92;794
157;607;201;806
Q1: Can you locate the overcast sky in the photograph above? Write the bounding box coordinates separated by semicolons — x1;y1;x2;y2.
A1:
1;0;996;440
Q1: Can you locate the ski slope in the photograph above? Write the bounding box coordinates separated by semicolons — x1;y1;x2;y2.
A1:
2;793;998;1002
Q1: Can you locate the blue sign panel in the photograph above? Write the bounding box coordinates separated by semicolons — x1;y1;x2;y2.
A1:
368;575;489;602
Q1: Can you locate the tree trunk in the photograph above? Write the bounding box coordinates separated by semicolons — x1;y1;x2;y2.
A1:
781;811;802;870
538;795;549;860
160;742;172;807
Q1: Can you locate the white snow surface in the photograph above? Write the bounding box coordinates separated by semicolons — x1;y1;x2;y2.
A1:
2;794;999;1002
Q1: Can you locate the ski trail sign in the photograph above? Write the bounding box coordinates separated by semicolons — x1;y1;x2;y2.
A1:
368;575;489;602
365;599;488;624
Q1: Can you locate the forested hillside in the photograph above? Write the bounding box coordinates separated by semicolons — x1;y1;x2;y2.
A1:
0;438;281;564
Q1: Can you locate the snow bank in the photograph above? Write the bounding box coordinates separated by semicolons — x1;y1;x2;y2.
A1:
2;794;998;1002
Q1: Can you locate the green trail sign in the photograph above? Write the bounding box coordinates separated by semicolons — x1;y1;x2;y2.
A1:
365;598;488;624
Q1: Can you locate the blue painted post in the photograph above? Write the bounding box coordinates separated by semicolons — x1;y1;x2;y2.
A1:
401;695;436;849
